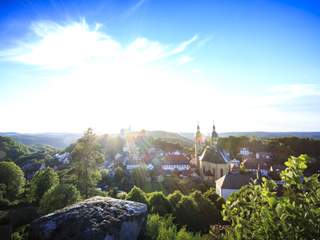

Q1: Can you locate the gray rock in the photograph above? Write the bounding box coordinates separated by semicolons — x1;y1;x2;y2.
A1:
28;196;148;240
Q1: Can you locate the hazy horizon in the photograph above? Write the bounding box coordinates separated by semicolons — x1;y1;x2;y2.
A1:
1;0;320;133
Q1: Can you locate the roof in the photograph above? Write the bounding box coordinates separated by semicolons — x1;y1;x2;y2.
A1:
243;158;269;170
216;172;256;189
200;145;229;164
163;154;189;165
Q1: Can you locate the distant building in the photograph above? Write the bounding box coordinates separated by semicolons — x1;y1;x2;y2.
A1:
195;122;230;180
54;152;70;164
242;158;269;176
256;152;273;161
216;172;257;199
239;147;251;156
161;154;190;171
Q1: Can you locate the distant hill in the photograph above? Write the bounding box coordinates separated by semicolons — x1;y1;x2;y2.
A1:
219;132;320;140
179;132;320;140
0;132;81;149
1;131;319;149
145;130;193;146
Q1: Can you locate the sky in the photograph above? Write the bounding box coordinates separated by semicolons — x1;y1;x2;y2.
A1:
0;0;319;134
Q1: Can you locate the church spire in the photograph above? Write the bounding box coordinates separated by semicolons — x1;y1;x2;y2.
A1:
211;121;218;146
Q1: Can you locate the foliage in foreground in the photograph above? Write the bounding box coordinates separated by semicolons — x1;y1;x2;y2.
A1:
223;154;320;240
28;167;59;203
39;183;81;214
126;186;224;234
146;214;203;240
0;161;25;201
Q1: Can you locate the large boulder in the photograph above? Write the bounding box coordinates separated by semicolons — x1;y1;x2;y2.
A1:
28;196;148;240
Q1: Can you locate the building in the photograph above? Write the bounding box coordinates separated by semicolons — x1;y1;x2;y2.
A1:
195;122;230;180
256;152;273;161
216;172;257;199
161;154;190;171
239;147;251;156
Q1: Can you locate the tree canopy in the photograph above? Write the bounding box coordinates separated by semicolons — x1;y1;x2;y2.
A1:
0;161;25;201
39;183;81;214
28;167;59;203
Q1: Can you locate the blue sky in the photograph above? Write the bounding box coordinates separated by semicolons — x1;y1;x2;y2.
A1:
0;0;319;133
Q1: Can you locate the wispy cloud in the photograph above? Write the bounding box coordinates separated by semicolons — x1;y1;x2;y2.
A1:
0;20;198;69
124;0;148;18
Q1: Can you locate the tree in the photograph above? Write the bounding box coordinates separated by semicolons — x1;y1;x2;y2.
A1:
190;191;221;232
0;161;25;201
167;190;183;207
39;183;81;214
126;186;148;206
28;167;59;203
114;166;125;184
204;187;225;211
175;196;199;232
131;166;149;188
223;154;320;239
71;128;104;198
148;191;172;216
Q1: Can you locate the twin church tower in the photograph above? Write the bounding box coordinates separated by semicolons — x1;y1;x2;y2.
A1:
194;122;229;180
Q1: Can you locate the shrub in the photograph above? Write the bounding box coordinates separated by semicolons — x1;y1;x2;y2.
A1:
223;154;320;239
0;161;25;200
39;183;81;214
167;190;183;207
126;186;148;206
148;191;172;216
28;167;59;203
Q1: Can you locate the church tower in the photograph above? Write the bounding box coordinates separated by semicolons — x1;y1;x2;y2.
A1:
211;121;218;146
195;123;203;175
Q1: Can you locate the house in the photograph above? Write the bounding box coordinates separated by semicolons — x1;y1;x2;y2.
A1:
242;158;269;176
54;152;70;164
239;147;251;156
216;172;257;199
256;152;273;161
161;154;190;171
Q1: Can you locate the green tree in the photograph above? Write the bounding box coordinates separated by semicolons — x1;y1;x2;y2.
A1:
39;183;81;214
190;191;221;232
167;190;183;207
148;191;172;216
175;196;199;232
126;186;148;206
71;128;104;198
114;166;125;184
204;187;225;211
28;167;59;203
223;154;320;239
0;161;25;201
131;166;149;188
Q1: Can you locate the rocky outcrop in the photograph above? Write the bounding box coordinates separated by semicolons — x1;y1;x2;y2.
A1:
28;196;148;240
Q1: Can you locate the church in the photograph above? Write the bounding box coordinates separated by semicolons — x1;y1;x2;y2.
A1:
195;122;230;180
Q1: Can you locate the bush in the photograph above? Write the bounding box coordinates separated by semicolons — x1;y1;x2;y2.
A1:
167;190;183;207
204;187;225;211
126;186;148;206
0;161;25;200
0;198;10;208
190;191;221;232
39;183;81;214
28;167;59;203
223;154;320;239
146;214;202;240
175;196;199;232
148;191;172;216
